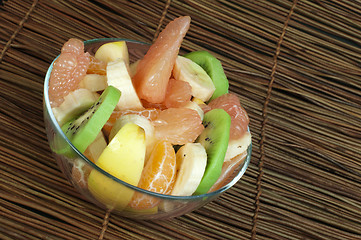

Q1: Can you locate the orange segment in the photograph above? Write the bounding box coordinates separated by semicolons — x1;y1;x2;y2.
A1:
133;16;191;103
87;55;107;75
128;140;176;210
163;78;192;108
153;108;204;145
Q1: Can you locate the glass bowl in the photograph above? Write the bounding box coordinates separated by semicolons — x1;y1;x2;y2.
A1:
43;38;252;220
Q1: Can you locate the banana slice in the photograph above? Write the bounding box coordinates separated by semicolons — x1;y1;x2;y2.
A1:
171;143;207;196
109;114;155;161
107;58;143;110
79;74;107;92
173;56;216;102
52;88;99;126
224;132;252;161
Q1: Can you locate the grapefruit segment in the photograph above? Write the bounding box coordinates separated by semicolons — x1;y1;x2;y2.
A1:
49;38;90;107
61;38;84;54
133;16;191;103
141;99;167;110
153;108;204;145
208;93;250;140
163;78;192;108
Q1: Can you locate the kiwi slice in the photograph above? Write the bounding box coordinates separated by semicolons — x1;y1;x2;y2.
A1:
183;51;229;101
194;109;231;195
51;120;75;158
63;85;121;154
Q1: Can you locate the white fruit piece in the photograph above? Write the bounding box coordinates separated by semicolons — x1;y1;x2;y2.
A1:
87;123;146;210
183;101;204;120
129;60;140;78
171;143;207;196
173;56;216;102
107;58;143;110
52;88;99;126
83;131;107;163
95;41;130;65
224;132;252;161
109;114;155;162
78;74;107;92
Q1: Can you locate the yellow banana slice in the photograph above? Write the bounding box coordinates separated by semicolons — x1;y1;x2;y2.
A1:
79;74;107;92
171;143;207;196
224;132;252;161
173;56;215;102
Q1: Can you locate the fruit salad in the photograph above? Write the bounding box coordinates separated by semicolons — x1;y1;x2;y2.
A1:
48;16;251;211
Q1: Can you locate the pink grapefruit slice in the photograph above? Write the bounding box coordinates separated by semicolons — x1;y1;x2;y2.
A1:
49;38;90;107
163;78;192;108
132;16;191;103
207;93;250;140
153;107;204;145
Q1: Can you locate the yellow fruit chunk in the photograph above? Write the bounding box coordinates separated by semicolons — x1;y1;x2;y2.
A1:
192;97;205;105
95;41;129;65
78;74;107;92
124;206;158;215
87;123;146;210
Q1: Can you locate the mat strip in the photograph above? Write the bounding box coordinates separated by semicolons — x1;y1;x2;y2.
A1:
251;0;298;239
1;1;360;239
98;210;111;240
153;0;172;41
0;0;38;63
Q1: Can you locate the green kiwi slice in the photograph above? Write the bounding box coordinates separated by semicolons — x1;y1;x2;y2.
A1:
194;109;231;195
183;51;229;101
63;85;121;154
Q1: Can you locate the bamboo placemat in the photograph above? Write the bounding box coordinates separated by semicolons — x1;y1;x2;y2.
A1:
1;0;360;239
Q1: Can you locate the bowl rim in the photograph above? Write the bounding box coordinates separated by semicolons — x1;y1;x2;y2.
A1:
43;38;252;201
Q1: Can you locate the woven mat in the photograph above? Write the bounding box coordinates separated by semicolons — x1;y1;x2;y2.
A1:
1;0;360;239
